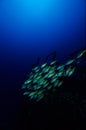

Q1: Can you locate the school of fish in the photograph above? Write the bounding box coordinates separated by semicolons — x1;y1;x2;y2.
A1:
21;49;86;101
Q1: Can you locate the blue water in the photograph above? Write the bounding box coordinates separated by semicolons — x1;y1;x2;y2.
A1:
0;0;85;129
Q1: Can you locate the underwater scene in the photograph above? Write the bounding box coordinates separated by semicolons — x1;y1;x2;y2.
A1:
0;0;86;129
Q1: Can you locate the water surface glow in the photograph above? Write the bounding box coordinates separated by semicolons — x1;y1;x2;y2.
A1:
0;0;85;62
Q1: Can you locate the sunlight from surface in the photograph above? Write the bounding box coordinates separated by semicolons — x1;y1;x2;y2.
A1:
0;0;85;48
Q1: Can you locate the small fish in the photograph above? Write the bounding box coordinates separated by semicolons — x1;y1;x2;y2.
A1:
50;60;57;65
45;66;50;72
37;90;44;95
65;66;75;77
65;59;75;65
32;66;39;71
34;84;42;90
29;92;37;98
77;49;86;59
49;67;56;74
54;81;58;87
54;79;63;87
23;91;30;95
68;68;75;76
57;64;64;70
57;71;64;77
52;74;58;79
41;63;47;68
48;70;54;75
42;66;50;73
44;73;49;79
38;78;45;85
51;77;58;83
43;79;48;85
35;68;40;73
34;90;44;101
29;72;34;79
24;79;32;85
36;75;42;80
39;72;42;75
43;82;49;88
33;79;38;84
48;73;54;78
37;93;44;101
33;73;38;78
57;80;63;87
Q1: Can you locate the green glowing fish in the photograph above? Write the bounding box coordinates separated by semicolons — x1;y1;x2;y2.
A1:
33;73;38;78
65;59;75;65
48;73;54;78
53;81;59;87
24;79;32;85
51;77;57;83
41;63;47;68
37;93;44;101
57;71;64;77
57;80;63;87
44;73;49;79
77;49;86;59
36;75;42;80
43;82;49;88
32;66;39;72
33;79;38;84
50;60;57;66
35;68;40;73
57;64;64;70
42;66;50;73
65;66;75;77
29;91;37;98
29;72;34;79
23;91;30;95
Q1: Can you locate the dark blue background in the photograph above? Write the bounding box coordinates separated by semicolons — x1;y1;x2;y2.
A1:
0;0;85;129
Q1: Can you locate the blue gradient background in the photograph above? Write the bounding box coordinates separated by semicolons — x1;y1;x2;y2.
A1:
0;0;85;129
